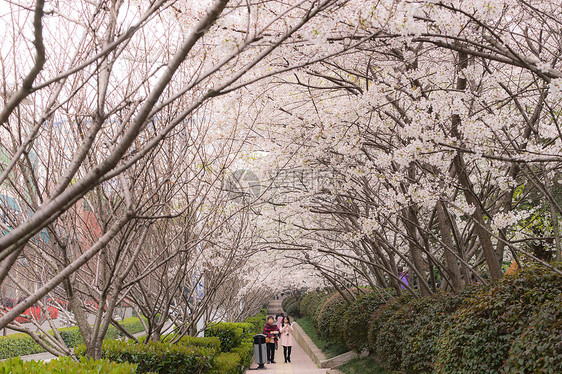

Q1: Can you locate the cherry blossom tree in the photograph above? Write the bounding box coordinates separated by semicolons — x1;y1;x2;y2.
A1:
0;0;351;334
240;0;562;297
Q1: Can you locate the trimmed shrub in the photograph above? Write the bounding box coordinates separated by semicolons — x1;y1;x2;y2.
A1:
0;356;137;373
209;338;254;374
106;317;146;339
0;317;145;359
435;264;562;374
342;290;391;353
178;336;222;352
236;322;255;336
57;326;84;348
243;316;266;335
155;334;222;355
502;293;562;373
282;296;297;312
204;322;244;352
401;285;481;374
0;332;45;359
299;291;325;319
367;296;411;356
243;308;266;334
309;294;330;327
375;295;435;371
315;292;350;344
228;338;254;373
77;338;214;374
284;299;301;319
211;352;242;374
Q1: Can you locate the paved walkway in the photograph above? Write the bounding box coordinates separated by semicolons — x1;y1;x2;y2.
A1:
246;299;329;374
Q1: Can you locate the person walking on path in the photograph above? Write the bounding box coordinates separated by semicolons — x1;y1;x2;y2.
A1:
275;309;284;331
263;316;280;364
279;316;294;363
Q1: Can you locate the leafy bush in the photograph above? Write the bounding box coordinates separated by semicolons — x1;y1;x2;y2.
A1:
435;264;562;374
283;297;301;319
231;338;253;369
236;322;255;336
309;294;330;326
367;296;410;356
204;322;244;352
177;336;222;352
502;293;562;373
210;352;242;374
0;356;137;374
77;338;214;374
342;291;390;353
375;296;434;371
0;332;45;359
315;291;350;345
299;291;325;319
243;308;266;335
56;326;84;348
282;296;297;312
0;317;145;359
401;286;481;374
243;316;265;335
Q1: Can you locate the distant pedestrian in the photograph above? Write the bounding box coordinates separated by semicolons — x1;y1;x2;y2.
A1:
280;316;294;363
399;267;409;289
263;316;279;364
275;309;284;330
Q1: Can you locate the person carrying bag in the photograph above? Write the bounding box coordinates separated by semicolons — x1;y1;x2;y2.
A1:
263;316;280;364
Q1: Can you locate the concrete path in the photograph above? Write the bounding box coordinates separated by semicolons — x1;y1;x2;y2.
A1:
246;299;329;374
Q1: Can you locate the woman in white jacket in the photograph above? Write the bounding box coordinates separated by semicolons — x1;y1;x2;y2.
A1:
279;316;294;363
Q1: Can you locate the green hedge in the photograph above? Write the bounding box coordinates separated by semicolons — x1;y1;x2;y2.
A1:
299;291;326;321
211;337;253;374
107;317;146;339
315;292;349;344
244;308;267;335
374;296;433;371
0;317;146;359
342;291;390;353
169;335;222;352
211;352;242;374
295;264;562;373
282;296;302;319
82;316;259;374
231;338;253;370
400;286;480;373
435;265;562;374
76;338;214;374
282;296;296;312
367;297;408;357
502;293;562;373
204;322;244;353
0;333;46;360
0;356;137;373
285;299;301;318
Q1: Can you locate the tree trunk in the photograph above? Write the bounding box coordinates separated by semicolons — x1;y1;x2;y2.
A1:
450;50;502;280
436;201;463;289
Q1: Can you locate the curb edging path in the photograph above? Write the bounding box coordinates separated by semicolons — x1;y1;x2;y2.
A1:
291;322;357;369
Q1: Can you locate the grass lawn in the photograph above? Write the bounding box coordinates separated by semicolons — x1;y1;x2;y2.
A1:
338;357;388;374
295;317;349;358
